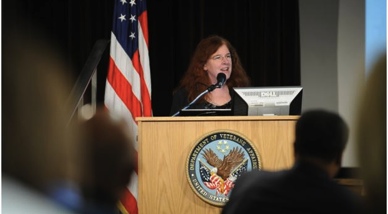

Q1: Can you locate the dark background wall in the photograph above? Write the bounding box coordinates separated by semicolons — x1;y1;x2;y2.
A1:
3;0;301;116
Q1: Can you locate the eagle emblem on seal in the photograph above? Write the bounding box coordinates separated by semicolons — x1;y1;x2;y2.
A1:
186;131;260;206
200;147;248;196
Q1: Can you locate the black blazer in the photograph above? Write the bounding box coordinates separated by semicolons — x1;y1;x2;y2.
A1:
170;88;234;116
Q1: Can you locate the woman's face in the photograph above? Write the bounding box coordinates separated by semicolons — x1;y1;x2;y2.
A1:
203;44;232;84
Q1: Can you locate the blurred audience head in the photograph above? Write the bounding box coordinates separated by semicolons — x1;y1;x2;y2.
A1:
2;11;84;214
78;106;136;207
294;109;349;175
2;22;80;193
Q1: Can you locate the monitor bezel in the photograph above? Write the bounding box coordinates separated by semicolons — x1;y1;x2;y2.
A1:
232;86;303;116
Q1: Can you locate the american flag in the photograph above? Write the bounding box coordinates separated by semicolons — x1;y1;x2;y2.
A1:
104;0;152;213
199;160;211;182
231;159;248;178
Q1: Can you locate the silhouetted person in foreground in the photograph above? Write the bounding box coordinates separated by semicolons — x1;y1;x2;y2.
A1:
355;54;386;214
78;107;136;214
2;13;80;213
222;109;365;214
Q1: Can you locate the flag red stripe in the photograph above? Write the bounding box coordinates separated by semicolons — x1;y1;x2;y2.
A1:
107;57;141;122
131;50;152;116
120;188;138;214
138;11;149;46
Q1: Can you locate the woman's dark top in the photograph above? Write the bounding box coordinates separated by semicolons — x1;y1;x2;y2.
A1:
170;88;233;116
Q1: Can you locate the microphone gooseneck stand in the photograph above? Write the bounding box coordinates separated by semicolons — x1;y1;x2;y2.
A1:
172;73;226;117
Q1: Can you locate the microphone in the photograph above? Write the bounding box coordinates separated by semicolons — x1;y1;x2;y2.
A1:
215;73;226;88
207;73;227;92
171;73;227;116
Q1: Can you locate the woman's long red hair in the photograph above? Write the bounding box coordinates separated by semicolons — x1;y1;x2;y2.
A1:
176;35;251;102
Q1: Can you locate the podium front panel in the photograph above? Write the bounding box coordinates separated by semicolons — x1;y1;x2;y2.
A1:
137;116;298;214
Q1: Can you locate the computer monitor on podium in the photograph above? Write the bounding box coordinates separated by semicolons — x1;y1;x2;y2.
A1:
232;86;303;116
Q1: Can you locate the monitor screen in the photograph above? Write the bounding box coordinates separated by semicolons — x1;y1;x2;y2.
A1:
232;86;303;116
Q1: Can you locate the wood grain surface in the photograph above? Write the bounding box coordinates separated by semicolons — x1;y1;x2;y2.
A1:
137;116;298;214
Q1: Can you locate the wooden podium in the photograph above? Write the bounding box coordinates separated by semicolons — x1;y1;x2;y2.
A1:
137;116;298;214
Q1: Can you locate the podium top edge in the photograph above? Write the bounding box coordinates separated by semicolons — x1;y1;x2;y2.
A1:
136;115;300;122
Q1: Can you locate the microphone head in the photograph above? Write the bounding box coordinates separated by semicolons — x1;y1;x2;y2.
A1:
216;73;226;87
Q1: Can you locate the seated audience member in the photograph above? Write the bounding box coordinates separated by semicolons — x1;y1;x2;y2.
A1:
222;109;365;214
77;107;136;214
355;55;386;214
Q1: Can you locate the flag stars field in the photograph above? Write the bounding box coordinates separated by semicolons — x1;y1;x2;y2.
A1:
129;32;136;39
118;14;126;22
130;15;136;23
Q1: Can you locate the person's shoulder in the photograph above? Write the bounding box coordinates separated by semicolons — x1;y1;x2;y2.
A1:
2;175;77;214
173;87;187;95
324;180;366;213
172;87;189;101
170;87;190;115
336;183;365;204
244;168;285;177
235;169;281;185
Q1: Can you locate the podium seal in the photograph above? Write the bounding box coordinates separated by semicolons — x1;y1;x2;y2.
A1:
186;130;261;206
